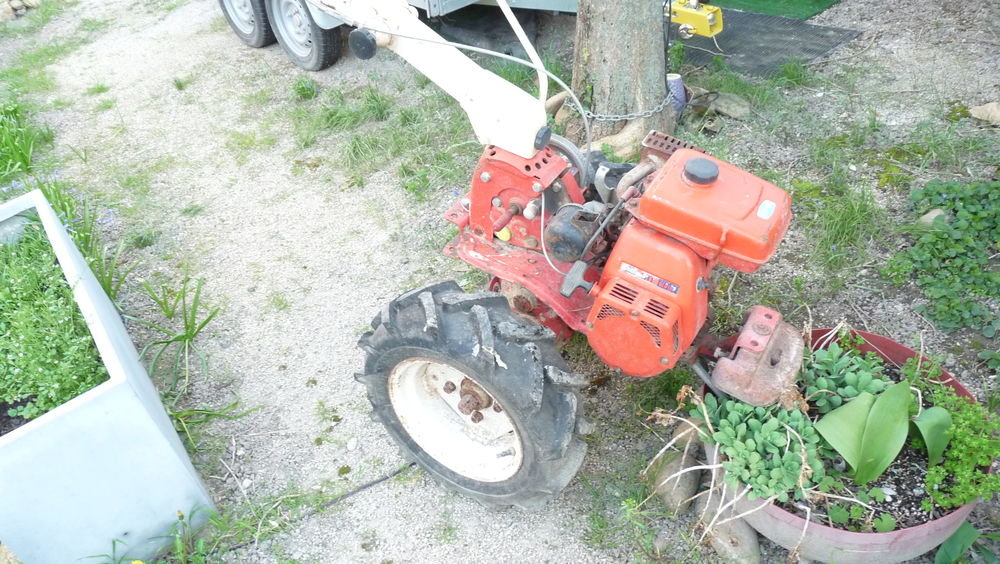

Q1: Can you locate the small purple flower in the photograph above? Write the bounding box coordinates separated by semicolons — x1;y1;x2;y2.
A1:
97;209;116;226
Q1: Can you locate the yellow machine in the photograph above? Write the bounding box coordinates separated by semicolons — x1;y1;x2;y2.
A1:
668;0;724;38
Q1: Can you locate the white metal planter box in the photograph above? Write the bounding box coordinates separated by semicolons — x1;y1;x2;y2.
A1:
0;190;213;563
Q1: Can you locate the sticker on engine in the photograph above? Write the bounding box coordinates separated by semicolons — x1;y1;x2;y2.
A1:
620;262;680;294
757;200;776;220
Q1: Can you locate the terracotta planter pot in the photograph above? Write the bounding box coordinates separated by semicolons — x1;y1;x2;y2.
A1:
716;329;977;564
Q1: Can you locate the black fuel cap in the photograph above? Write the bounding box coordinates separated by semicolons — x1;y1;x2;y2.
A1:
684;157;719;185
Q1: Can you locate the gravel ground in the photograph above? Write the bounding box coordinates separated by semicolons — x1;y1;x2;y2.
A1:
1;0;998;562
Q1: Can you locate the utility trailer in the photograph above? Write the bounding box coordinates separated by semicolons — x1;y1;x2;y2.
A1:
218;0;578;71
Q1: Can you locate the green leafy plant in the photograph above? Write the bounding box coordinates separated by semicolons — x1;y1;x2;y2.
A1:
814;383;914;485
936;521;1000;564
883;180;1000;335
0;222;108;419
801;341;887;414
922;382;1000;510
694;395;825;502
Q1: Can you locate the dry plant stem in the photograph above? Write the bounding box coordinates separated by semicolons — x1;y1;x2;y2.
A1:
790;503;812;561
254;494;301;547
221;457;257;517
700;484;751;542
642;416;704;476
810;490;875;511
658;463;723;490
712;493;780;529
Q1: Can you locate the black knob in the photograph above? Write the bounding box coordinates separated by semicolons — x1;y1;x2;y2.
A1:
684;157;719;185
349;29;378;60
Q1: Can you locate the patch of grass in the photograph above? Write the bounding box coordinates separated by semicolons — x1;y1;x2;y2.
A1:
693;58;782;108
626;366;694;415
241;88;272;107
78;17;110;34
172;76;194;91
291;76;318;100
226;130;276;163
268;291;290;311
773;59;814;87
0;100;52;182
487;53;570;99
580;454;664;558
884;119;997;171
0;38;88;94
0;221;108;419
94;98;115;112
85;83;110;95
127;228;158;249
806;184;882;273
883;180;1000;335
180;203;205;216
0;0;75;38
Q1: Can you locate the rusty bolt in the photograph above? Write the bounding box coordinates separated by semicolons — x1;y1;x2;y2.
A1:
491;197;503;207
480;172;492;182
470;411;484;423
631;310;640;318
443;381;456;393
752;323;772;336
493;403;502;413
524;236;539;249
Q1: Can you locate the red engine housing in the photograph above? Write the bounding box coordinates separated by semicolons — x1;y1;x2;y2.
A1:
445;134;792;378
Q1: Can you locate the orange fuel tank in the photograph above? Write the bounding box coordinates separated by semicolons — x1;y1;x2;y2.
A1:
631;148;791;273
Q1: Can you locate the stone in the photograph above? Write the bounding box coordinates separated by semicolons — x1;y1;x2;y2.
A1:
347;437;359;451
709;93;752;120
0;4;15;22
694;481;762;563
917;208;947;227
9;0;24;10
0;215;31;245
23;0;39;7
644;422;703;514
970;102;1000;126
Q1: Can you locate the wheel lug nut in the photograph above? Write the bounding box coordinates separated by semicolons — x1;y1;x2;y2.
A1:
470;411;484;423
443;381;456;393
492;404;502;413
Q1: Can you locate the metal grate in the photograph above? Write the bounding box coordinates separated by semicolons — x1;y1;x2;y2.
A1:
609;283;639;304
672;321;680;354
640;321;662;348
597;304;624;320
677;9;860;77
641;131;704;162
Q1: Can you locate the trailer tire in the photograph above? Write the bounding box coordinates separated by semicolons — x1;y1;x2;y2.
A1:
266;0;341;71
218;0;275;48
357;281;589;509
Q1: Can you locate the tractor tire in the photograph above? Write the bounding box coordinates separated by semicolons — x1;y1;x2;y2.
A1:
357;281;589;509
265;0;341;71
218;0;276;48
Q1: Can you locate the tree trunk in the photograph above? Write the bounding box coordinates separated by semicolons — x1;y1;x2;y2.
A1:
571;1;673;150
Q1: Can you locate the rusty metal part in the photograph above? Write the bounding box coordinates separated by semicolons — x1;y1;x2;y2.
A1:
457;377;493;415
615;162;655;201
710;306;804;407
640;130;704;162
442;381;456;394
470;411;484;423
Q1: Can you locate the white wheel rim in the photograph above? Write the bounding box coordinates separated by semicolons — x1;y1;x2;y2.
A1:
388;358;524;483
272;0;313;58
223;0;256;35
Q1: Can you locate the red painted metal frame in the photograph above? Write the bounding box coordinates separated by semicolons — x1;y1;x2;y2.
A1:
444;144;596;334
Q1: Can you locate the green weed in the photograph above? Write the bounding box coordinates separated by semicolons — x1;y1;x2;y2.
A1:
85;83;110;95
127;228;158;249
268;291;290;311
0;101;51;181
806;185;882;273
172;76;194;91
0;38;88;93
94;99;115;112
131;278;220;407
0;0;75;38
291;76;318;100
180;203;205;216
